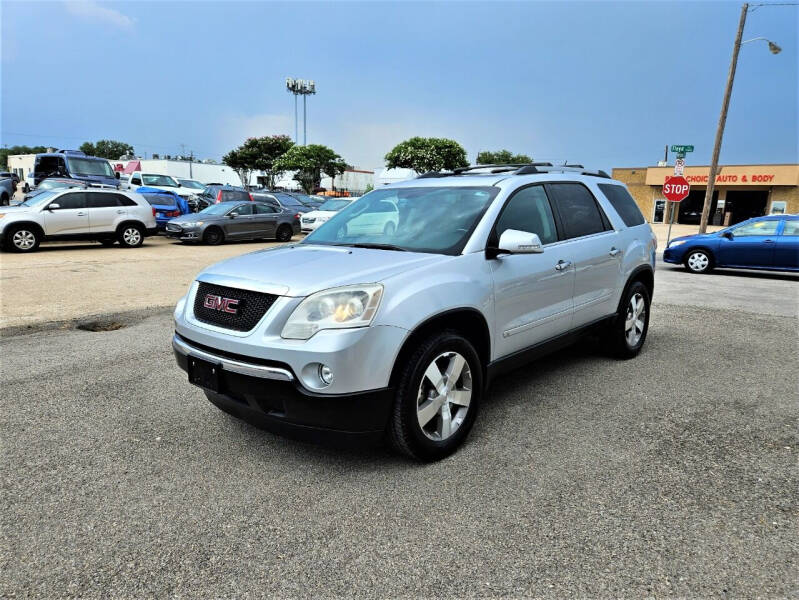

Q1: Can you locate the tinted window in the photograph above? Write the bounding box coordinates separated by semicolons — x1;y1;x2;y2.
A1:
781;220;799;235
115;194;137;206
142;194;177;207
254;203;277;214
731;220;778;237
275;194;303;207
86;192;120;208
549;183;608;239
496;185;558;245
229;203;253;216
53;192;86;209
222;190;249;202
598;184;645;227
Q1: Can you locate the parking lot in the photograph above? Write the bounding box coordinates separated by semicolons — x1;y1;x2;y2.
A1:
1;236;797;597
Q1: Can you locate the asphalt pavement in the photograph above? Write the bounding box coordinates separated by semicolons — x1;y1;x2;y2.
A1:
1;268;797;597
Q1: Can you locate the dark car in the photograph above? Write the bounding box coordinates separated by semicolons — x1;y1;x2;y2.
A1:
137;186;190;230
190;185;252;212
0;172;19;187
165;200;300;245
286;192;325;208
252;191;312;216
663;215;799;273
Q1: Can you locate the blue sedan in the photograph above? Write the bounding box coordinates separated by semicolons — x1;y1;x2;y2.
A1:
663;215;799;273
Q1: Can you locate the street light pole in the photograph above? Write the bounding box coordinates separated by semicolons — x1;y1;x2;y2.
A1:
699;2;748;233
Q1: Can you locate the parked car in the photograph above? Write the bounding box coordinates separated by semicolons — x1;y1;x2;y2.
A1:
0;171;20;189
176;178;206;192
663;214;799;273
300;197;354;232
165;200;299;245
252;191;312;215
190;185;252;212
18;178;91;205
31;150;119;189
124;171;199;205
0;189;156;252
172;164;657;461
137;186;190;230
0;178;14;206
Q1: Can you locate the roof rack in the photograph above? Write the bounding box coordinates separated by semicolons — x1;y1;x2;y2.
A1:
415;163;610;180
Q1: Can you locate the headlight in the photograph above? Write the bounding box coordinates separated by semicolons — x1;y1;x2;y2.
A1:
669;240;686;247
181;221;203;227
189;194;200;201
281;284;383;340
0;214;5;219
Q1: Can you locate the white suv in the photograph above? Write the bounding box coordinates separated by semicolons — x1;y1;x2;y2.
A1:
172;164;657;460
0;189;157;252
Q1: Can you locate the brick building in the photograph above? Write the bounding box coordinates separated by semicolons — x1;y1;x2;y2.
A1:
612;164;799;226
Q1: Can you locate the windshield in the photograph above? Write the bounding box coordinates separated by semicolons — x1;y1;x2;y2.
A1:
143;194;177;208
20;190;60;207
38;180;81;191
66;157;114;178
142;174;178;187
178;179;204;190
304;186;498;255
198;202;235;216
319;199;351;211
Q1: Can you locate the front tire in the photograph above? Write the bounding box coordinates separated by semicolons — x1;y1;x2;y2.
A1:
387;331;482;461
203;227;224;245
685;249;713;274
6;225;41;252
118;224;144;248
607;281;651;359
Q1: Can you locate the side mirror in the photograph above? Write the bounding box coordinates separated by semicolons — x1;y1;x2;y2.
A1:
48;203;60;210
115;172;120;179
227;213;237;218
497;229;544;255
722;231;734;240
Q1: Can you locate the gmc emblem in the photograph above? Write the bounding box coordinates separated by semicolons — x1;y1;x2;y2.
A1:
203;294;240;314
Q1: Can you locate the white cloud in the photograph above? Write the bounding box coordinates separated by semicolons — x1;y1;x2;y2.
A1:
64;1;135;29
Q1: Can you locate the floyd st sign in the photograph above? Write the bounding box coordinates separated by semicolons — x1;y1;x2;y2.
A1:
662;175;690;202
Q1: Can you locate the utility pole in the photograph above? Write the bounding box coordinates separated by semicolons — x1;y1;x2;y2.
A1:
699;3;748;233
294;95;298;144
303;95;307;146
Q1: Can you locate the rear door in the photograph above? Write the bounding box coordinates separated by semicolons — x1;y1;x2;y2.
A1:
547;182;620;327
253;202;279;237
717;219;778;267
490;184;575;358
86;192;125;232
42;191;89;235
774;219;799;269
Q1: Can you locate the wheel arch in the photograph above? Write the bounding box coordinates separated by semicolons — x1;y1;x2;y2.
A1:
6;220;44;238
388;308;491;389
115;219;146;234
616;264;654;314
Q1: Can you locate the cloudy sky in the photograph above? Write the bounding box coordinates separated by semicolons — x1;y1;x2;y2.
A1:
2;1;797;171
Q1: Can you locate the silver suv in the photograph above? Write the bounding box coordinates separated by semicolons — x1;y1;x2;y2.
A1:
0;189;157;252
172;164;657;460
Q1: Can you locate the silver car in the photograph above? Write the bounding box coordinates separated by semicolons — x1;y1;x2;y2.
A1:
165;201;300;245
172;165;657;460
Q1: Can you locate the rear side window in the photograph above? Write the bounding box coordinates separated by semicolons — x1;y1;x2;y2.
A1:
549;183;609;239
782;221;799;235
86;192;120;208
254;203;277;214
115;194;137;206
53;192;86;209
496;185;558;245
598;184;645;227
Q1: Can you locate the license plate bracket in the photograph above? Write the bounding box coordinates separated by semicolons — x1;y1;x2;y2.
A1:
187;356;221;392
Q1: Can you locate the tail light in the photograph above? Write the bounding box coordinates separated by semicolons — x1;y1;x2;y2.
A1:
295;213;301;220
216;190;223;203
152;207;157;217
248;192;254;202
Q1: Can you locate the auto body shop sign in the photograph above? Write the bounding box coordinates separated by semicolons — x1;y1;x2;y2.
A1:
645;164;799;187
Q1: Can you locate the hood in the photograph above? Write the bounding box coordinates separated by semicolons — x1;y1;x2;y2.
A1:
668;231;719;245
169;212;217;224
0;205;33;214
303;210;337;219
197;243;444;297
139;184;194;197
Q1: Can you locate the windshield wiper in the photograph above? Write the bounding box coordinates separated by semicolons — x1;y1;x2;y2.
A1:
341;242;407;252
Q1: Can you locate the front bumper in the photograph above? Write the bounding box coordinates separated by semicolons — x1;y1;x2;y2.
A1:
173;333;393;444
662;246;685;264
165;225;200;240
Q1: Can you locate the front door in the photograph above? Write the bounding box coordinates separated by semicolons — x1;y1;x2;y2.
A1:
42;191;89;235
222;203;256;239
490;185;575;358
717;219;778;268
547;182;621;327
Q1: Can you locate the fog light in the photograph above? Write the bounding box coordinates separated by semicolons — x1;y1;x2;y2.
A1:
319;364;334;385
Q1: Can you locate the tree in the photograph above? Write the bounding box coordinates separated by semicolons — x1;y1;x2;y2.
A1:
223;135;295;189
79;139;134;159
0;145;48;170
273;144;347;194
384;137;468;174
476;149;532;165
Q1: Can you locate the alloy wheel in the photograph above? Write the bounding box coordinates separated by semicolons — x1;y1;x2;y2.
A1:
416;351;472;441
12;230;36;250
122;228;141;246
625;292;646;347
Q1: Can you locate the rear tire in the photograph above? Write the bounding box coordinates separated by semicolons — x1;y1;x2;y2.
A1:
118;224;144;248
203;227;224;245
607;281;651;359
386;331;482;461
6;225;41;252
276;224;293;242
0;193;8;206
684;249;713;274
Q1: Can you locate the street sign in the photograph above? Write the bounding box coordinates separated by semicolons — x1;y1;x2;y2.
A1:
662;175;690;202
670;145;694;154
674;158;685;176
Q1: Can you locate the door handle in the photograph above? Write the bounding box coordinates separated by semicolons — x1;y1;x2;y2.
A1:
764;239;775;243
555;260;572;271
76;212;86;216
117;210;125;214
609;247;622;257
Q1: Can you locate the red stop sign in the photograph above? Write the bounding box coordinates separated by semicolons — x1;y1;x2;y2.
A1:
662;175;690;202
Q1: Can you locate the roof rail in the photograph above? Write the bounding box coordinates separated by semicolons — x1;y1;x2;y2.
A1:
515;164;611;179
416;171;446;178
414;163;611;180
